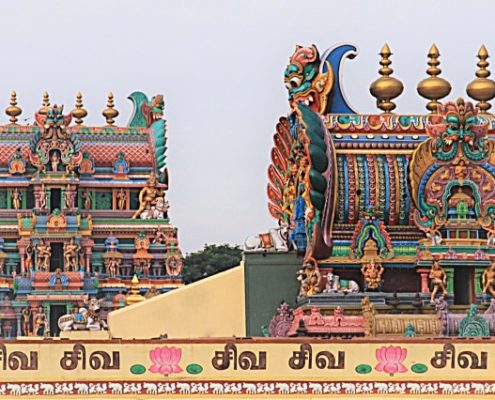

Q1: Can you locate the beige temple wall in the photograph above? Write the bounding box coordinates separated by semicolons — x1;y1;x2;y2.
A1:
107;263;246;339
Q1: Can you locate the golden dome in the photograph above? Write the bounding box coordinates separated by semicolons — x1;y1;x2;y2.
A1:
466;45;495;114
38;91;50;115
369;44;404;113
71;92;88;125
102;92;119;125
417;44;452;113
5;91;22;124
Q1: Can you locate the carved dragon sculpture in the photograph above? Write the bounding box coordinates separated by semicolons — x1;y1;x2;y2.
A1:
268;44;357;260
128;92;168;184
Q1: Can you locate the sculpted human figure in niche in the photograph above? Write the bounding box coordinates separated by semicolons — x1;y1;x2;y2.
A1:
63;238;79;272
105;257;121;277
132;172;166;219
361;258;385;291
21;306;31;336
39;184;47;210
82;190;92;210
33;306;49;336
153;226;168;244
429;260;447;303
49;150;61;172
117;188;127;210
64;185;75;209
35;239;51;272
11;188;21;210
482;263;495;297
297;258;322;296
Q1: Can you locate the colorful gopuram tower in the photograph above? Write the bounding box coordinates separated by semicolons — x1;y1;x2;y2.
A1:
0;91;183;338
255;43;495;338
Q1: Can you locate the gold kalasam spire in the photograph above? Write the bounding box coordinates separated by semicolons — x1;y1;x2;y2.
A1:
71;92;88;125
38;91;50;115
126;274;145;306
5;91;22;124
369;43;404;113
417;44;452;113
102;92;119;125
466;45;495;114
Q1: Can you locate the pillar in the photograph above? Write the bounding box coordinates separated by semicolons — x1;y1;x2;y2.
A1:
152;259;162;277
85;246;92;274
475;268;483;295
416;268;430;293
446;268;454;294
15;312;21;338
33;186;40;209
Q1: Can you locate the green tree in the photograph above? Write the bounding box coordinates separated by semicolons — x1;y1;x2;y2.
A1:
183;244;242;284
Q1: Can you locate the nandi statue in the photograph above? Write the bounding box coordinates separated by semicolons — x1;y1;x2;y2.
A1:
58;297;107;332
244;224;290;252
323;271;360;293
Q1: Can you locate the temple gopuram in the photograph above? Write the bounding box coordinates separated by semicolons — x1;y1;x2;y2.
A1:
0;91;183;338
6;43;495;399
258;43;495;339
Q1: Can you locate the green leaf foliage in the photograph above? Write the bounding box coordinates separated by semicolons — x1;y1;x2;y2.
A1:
183;244;242;284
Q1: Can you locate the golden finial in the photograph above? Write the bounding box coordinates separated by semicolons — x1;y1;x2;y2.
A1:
38;91;50;115
71;92;88;125
417;44;452;113
369;43;404;113
5;91;22;124
102;92;119;125
126;274;145;305
466;45;495;114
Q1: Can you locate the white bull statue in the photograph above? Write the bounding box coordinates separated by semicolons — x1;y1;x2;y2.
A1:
58;298;107;332
323;271;360;293
244;225;290;252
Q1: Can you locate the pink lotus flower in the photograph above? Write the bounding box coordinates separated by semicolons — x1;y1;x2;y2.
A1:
149;346;183;375
375;346;408;375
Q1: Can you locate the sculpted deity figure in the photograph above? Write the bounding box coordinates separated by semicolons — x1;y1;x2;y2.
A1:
297;258;322;296
11;188;21;210
145;285;159;299
487;226;495;248
63;238;79;272
25;241;33;273
454;160;468;182
21;306;31;336
39;184;47;210
426;225;442;245
33;306;49;336
116;188;127;210
35;239;51;272
429;260;447;303
82;190;92;210
105;257;121;277
132;172;165;219
64;185;75;209
152;226;168;244
49;151;60;172
482;263;495;297
361;258;385;291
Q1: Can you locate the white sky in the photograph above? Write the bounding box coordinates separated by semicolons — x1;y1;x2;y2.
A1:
1;0;493;253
